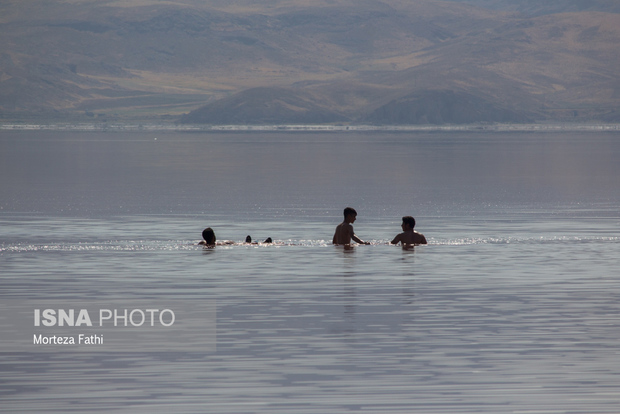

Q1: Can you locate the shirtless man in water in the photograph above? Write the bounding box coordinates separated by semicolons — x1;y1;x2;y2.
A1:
333;207;370;245
391;216;427;246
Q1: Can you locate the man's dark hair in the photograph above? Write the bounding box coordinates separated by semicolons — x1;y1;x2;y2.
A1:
202;227;216;244
344;207;357;218
402;216;416;229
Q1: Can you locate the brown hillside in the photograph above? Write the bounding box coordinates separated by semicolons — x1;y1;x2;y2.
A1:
1;0;619;123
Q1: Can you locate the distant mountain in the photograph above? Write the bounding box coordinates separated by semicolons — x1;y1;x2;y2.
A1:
179;87;350;124
445;0;620;16
361;90;533;125
1;0;619;124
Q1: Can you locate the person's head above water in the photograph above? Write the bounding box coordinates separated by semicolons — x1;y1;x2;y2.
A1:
343;207;357;219
402;216;416;230
202;227;216;245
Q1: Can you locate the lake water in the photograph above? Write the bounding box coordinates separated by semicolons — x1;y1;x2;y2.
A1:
1;130;619;413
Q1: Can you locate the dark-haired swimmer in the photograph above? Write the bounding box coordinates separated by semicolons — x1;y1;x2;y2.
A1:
199;229;273;247
333;207;370;245
198;227;216;246
198;227;234;247
391;216;427;246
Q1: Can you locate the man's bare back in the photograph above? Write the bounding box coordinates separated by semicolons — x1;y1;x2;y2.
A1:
391;230;427;246
391;216;427;246
333;221;357;244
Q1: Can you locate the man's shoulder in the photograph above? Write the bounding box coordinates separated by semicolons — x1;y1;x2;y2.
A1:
413;231;427;243
391;232;404;244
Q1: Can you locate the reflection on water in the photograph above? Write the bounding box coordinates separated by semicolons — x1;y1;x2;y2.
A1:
1;131;620;412
2;130;619;218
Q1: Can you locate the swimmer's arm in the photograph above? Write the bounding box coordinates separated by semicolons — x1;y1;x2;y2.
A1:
352;234;370;245
390;234;402;245
419;234;428;245
348;224;366;244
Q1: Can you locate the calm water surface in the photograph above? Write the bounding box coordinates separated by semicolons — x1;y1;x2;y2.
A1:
1;131;619;413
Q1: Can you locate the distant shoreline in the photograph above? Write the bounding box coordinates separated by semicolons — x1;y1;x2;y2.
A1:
1;123;620;133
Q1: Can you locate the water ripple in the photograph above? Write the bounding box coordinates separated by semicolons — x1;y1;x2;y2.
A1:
2;235;617;253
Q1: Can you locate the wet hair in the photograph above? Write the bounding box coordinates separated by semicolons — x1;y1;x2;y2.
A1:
402;216;416;229
245;235;252;243
202;227;216;245
343;207;357;218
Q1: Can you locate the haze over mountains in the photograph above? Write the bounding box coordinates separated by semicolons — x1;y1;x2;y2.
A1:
1;0;619;125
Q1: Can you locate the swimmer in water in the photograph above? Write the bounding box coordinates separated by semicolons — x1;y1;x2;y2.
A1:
198;227;234;247
390;216;427;247
332;207;370;245
199;229;272;247
245;235;274;244
198;227;217;247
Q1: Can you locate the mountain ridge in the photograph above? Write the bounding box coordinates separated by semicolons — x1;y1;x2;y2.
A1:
1;0;619;124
